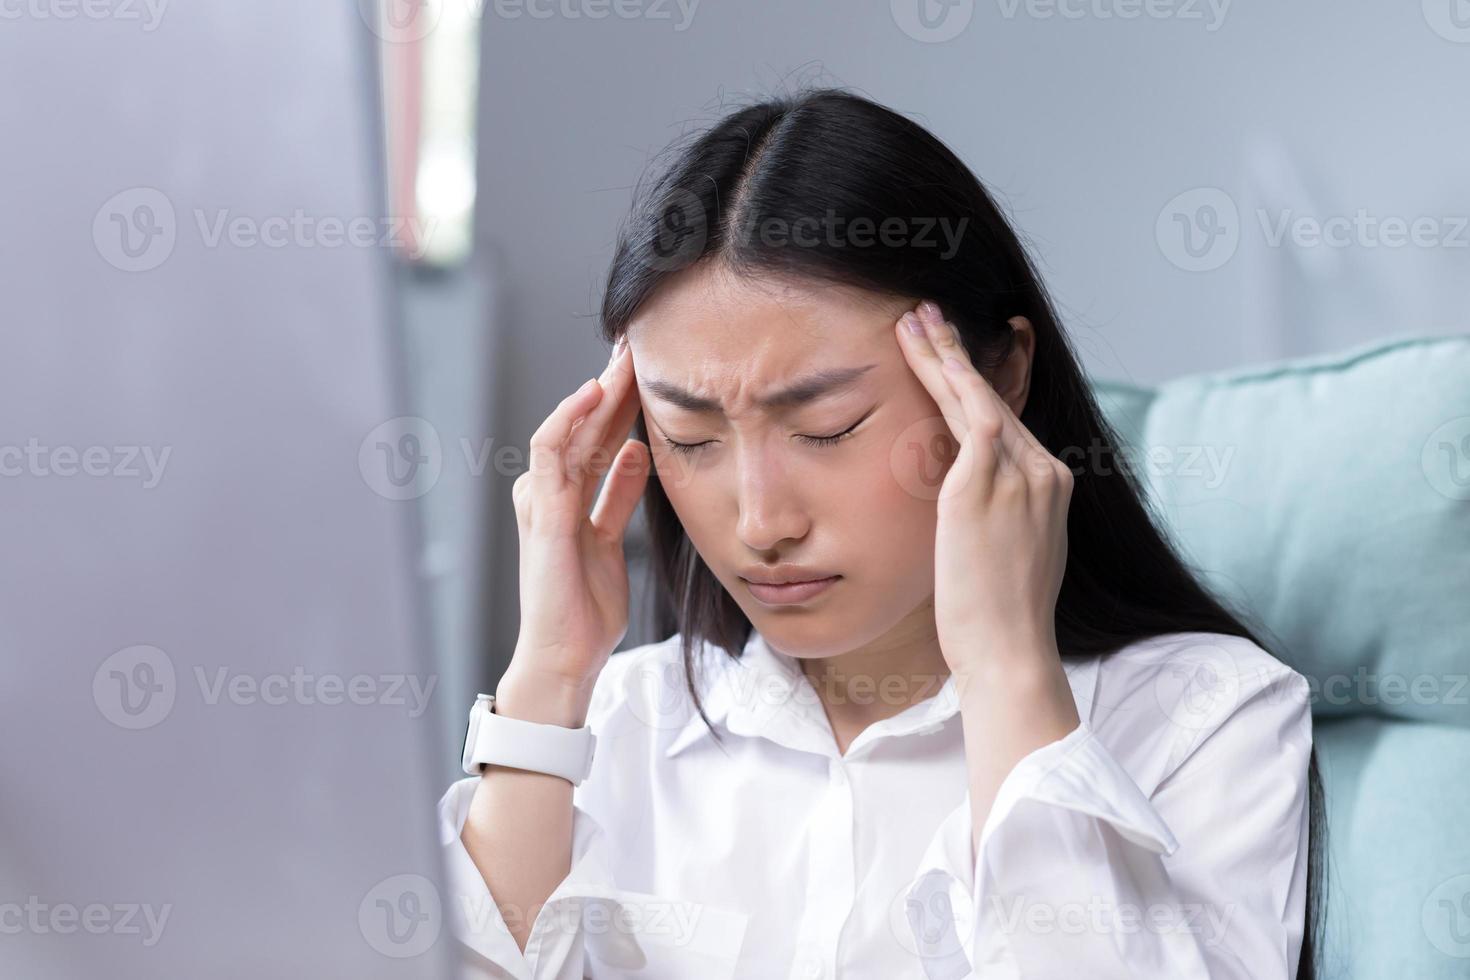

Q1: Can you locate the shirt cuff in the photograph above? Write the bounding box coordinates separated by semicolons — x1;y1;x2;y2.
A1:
437;775;622;978
903;721;1179;970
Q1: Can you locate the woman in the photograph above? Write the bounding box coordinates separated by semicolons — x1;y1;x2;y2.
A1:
439;87;1324;979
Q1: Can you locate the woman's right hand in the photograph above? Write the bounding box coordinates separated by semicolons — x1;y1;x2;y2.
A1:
496;335;649;727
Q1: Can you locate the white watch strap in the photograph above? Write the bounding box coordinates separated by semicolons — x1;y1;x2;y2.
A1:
461;693;597;784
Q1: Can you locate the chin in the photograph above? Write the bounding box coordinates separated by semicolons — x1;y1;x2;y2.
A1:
744;606;882;661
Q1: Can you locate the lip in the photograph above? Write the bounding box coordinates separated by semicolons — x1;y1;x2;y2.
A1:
740;575;841;606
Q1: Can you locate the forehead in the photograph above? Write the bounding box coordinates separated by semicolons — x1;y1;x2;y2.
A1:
626;263;911;370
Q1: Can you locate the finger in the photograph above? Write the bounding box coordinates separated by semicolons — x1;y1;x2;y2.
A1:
895;308;969;442
896;307;1001;495
959;354;1067;492
589;438;651;543
573;337;640;512
913;301;1030;470
975;368;1060;483
528;374;606;498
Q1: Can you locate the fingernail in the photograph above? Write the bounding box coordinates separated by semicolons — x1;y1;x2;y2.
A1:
578;377;598;394
918;301;941;322
901;312;924;335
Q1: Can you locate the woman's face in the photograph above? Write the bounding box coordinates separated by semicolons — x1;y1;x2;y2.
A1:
627;263;955;660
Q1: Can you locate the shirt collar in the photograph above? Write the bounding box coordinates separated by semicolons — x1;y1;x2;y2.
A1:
664;630;1101;760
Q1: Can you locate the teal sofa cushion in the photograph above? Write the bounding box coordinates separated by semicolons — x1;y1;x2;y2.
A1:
1089;333;1470;980
1313;717;1470;978
1091;334;1470;727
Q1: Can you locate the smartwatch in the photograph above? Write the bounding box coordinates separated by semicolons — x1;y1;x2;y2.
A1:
460;693;597;785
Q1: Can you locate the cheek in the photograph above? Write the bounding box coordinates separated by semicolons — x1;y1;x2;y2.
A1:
825;437;940;544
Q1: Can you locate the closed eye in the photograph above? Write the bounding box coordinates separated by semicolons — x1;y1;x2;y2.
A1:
661;409;874;456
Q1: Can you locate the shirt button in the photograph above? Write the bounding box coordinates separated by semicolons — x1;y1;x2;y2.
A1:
829;761;847;787
802;957;822;978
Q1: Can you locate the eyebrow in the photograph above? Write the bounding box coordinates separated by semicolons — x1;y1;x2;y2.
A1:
642;364;878;414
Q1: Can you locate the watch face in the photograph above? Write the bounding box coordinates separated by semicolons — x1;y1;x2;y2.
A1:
460;698;483;775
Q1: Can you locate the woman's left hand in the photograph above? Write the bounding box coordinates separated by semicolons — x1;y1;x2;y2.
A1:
894;300;1074;686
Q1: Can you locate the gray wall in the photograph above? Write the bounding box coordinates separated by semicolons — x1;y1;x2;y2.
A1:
0;5;451;976
471;0;1470;667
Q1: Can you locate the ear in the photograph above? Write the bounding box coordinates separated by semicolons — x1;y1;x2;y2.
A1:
989;316;1036;416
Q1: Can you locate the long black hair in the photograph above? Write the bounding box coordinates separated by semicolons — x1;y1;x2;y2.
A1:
598;86;1324;978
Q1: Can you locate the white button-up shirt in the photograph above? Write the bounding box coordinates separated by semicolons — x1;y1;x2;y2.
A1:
438;629;1313;979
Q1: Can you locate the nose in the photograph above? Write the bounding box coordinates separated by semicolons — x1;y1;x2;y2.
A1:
733;439;811;554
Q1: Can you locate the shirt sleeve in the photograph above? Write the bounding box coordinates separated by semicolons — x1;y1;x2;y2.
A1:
903;665;1313;980
437;775;627;980
435;653;651;980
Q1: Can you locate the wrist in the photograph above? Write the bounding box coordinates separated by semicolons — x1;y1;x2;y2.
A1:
494;665;596;728
949;633;1063;701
